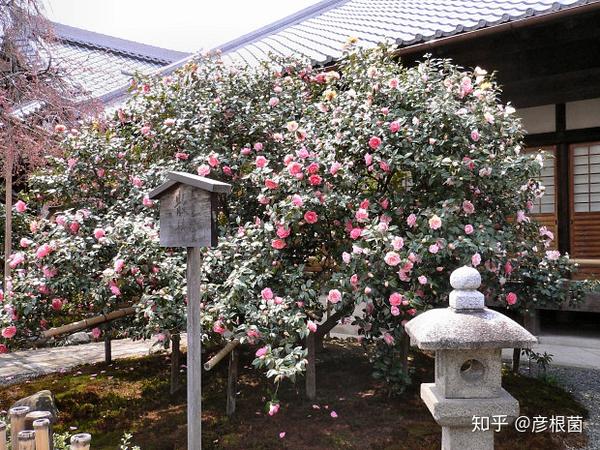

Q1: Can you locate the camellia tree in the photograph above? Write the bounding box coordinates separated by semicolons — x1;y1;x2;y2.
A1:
1;43;592;404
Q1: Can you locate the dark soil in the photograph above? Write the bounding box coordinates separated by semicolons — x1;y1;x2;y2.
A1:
0;339;588;449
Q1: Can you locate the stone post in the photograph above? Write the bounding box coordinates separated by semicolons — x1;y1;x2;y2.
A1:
405;266;538;450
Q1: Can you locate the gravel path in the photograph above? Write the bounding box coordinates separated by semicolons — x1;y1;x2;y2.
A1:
547;366;600;450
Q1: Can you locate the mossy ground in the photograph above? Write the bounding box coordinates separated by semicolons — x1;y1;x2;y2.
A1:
0;339;588;449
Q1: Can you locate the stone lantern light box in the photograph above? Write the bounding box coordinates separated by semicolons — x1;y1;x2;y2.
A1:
148;171;232;248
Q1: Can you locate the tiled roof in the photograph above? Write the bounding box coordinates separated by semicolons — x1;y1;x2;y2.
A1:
50;23;190;103
216;0;599;66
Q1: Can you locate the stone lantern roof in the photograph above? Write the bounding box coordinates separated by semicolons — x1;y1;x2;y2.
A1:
406;266;538;351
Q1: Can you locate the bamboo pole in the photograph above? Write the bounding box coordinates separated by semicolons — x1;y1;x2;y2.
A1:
69;433;91;450
0;421;6;450
42;307;135;339
9;406;30;447
33;419;51;450
17;430;35;450
204;339;240;371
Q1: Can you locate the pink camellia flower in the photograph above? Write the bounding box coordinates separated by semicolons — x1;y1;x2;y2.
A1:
67;158;78;169
255;156;268;168
222;166;233;176
197;165;211;176
388;78;399;88
462;200;475;215
546;250;561;261
389;292;403;306
8;252;24;269
428;244;439;254
42;265;57;278
330;162;341;175
36;244;53;259
368;136;382;150
253;142;264;151
269;97;279;107
56;215;66;226
306;162;319;174
328;289;342;304
51;298;63;311
389;121;401;133
175;152;189;160
256;346;269;357
471;130;480;142
391;236;404;251
114;259;125;273
390;306;400;316
291;194;304;207
307;320;318;333
0;289;4;301
364;153;373;166
261;288;274;300
279;432;286;439
140;125;151;136
54;124;67;133
309;175;322;186
384;251;401;266
67;221;79;234
276;226;291;239
257;194;270;205
407;214;417;228
342;252;351;264
208;153;220;167
268;403;280;416
471;253;482;267
355;208;369;220
330;411;338;418
271;239;286;250
304;211;318;224
213;320;227;334
94;228;106;240
407;308;417;316
163;118;176;127
350;274;359;287
2;326;17;339
350;228;362;240
109;282;121;297
464;224;474;235
0;344;8;354
265;179;279;190
91;328;102;339
516;210;529;223
286;121;299;132
19;238;32;248
506;292;518;305
505;261;513;275
418;275;428;285
379;198;389;209
143;196;154;207
14;200;27;213
383;332;394;345
428;214;442;230
287;161;303;176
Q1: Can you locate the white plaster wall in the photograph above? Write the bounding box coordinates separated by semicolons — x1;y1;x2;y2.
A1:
516;104;555;134
566;98;600;130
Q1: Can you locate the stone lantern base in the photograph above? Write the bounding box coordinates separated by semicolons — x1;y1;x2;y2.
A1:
421;383;519;450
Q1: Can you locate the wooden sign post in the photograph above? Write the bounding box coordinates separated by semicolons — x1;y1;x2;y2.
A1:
149;171;232;450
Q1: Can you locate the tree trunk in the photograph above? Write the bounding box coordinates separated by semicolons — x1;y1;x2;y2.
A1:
305;333;316;401
3;145;13;291
400;330;410;377
170;333;181;395
104;334;112;364
226;348;239;416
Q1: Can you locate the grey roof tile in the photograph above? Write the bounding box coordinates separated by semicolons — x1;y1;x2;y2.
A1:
215;0;594;65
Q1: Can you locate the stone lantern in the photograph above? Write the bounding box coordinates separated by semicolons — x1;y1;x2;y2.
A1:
405;266;537;450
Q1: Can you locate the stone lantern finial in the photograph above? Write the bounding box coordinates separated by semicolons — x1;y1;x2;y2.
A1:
449;266;484;310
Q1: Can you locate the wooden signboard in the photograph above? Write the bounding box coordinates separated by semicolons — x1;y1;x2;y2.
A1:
149;171;231;450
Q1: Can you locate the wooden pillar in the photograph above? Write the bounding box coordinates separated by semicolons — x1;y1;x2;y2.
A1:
17;430;35;450
226;348;239;417
187;247;202;450
70;433;91;450
555;103;571;255
306;333;316;401
170;333;181;394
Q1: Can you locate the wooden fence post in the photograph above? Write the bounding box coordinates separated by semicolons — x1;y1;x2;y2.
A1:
226;348;239;416
33;419;51;450
306;333;316;401
70;433;91;450
9;406;30;447
17;430;36;450
0;421;6;450
187;247;203;450
170;333;181;394
105;332;112;364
